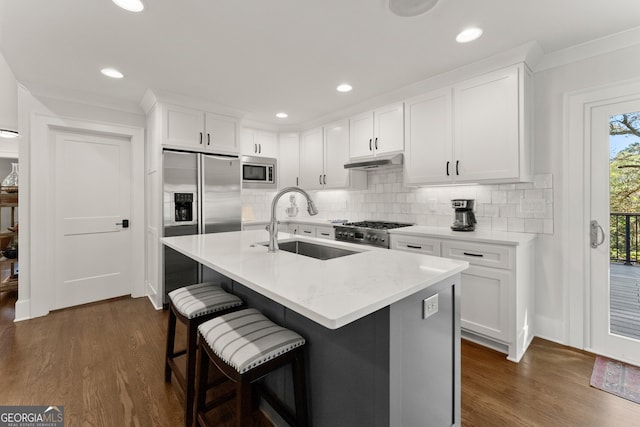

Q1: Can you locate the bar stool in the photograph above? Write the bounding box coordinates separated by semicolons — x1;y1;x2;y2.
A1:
165;282;244;427
194;308;309;427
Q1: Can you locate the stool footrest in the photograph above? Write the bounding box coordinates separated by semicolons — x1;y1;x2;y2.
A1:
170;349;187;358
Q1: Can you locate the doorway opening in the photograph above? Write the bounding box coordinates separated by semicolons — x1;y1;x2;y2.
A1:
0;157;18;322
608;111;640;341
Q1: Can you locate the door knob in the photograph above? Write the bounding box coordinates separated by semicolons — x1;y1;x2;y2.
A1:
116;219;129;228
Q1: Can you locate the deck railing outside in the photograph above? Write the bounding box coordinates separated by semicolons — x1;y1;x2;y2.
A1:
610;212;640;265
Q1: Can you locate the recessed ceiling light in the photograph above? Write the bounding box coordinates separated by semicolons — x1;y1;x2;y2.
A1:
336;84;353;93
112;0;144;12
276;112;288;119
456;27;483;43
101;68;124;79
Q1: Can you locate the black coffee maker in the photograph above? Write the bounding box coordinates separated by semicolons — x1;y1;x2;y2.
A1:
451;199;477;231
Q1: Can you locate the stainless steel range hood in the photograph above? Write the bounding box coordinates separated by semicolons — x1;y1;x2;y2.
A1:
344;153;403;170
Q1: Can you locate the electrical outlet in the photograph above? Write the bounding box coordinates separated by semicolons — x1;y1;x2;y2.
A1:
423;294;439;320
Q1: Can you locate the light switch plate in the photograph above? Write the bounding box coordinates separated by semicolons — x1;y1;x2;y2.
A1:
423;294;438;320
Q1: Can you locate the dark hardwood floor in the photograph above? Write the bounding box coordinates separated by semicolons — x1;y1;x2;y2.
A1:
1;291;639;426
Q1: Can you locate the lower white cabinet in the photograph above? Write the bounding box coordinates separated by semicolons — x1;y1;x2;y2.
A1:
390;234;440;256
298;224;316;237
390;233;534;362
315;225;335;240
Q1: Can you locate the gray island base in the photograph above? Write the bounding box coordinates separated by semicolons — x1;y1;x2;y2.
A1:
230;277;460;427
160;231;466;426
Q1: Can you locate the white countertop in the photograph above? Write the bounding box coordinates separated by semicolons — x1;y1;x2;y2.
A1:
161;230;468;329
389;225;537;246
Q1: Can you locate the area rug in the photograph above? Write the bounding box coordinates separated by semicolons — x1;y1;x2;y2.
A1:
590;356;640;404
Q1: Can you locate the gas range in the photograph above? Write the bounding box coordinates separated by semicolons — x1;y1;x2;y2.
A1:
334;221;414;248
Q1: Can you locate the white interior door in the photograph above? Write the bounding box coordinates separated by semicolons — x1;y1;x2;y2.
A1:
54;131;132;309
590;99;640;366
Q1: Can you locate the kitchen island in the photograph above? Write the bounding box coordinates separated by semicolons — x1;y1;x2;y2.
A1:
161;230;468;426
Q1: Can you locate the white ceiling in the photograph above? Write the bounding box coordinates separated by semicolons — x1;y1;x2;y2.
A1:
2;0;640;127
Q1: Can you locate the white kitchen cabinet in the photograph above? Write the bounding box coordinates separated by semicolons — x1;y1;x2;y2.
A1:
349;103;404;159
390;232;534;362
298;224;316;237
404;88;453;185
404;64;532;185
453;65;529;183
315;225;335;240
299;122;366;190
299;127;324;190
278;133;300;188
241;128;278;157
288;223;299;235
389;233;441;256
162;104;238;154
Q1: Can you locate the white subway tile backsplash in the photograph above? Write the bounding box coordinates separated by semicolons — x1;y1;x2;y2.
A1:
241;172;554;235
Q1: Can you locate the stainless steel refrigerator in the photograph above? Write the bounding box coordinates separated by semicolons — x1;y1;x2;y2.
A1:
163;149;241;305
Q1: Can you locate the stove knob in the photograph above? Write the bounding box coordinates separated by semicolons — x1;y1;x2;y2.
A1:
372;235;378;241
349;232;354;238
337;231;343;237
365;234;371;240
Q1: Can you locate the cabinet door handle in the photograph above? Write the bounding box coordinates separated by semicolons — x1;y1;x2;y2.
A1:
407;244;422;249
374;137;378;150
258;144;262;154
369;138;372;151
456;160;459;176
320;232;330;236
463;252;484;257
207;133;211;146
296;177;299;186
323;174;327;185
319;175;323;184
303;230;312;234
254;143;257;153
199;132;203;144
446;161;450;176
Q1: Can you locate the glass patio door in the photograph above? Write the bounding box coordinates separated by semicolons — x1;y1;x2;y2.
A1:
590;100;640;366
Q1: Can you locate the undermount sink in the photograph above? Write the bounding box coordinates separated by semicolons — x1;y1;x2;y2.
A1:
262;239;361;260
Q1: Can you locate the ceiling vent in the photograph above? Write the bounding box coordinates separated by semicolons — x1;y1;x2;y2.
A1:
388;0;440;17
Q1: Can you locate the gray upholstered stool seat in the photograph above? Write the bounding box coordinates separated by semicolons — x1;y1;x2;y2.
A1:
164;282;243;427
194;308;309;427
169;282;243;319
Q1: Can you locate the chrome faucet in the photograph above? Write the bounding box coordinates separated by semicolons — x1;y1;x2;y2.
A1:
268;186;319;252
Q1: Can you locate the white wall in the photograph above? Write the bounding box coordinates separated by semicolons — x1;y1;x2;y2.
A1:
15;87;146;320
532;43;640;344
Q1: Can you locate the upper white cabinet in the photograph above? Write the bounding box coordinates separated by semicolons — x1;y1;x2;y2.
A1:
278;133;300;188
404;64;532;185
349;103;404;159
299;127;324;190
404;88;453;185
300;121;366;190
162;104;238;154
241;128;278;158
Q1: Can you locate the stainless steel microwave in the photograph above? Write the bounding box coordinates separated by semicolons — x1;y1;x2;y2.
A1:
241;156;277;189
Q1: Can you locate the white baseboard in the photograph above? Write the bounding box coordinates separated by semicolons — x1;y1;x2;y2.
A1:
145;281;163;310
13;298;31;322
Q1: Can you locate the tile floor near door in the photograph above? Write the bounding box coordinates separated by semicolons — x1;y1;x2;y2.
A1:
0;292;639;426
